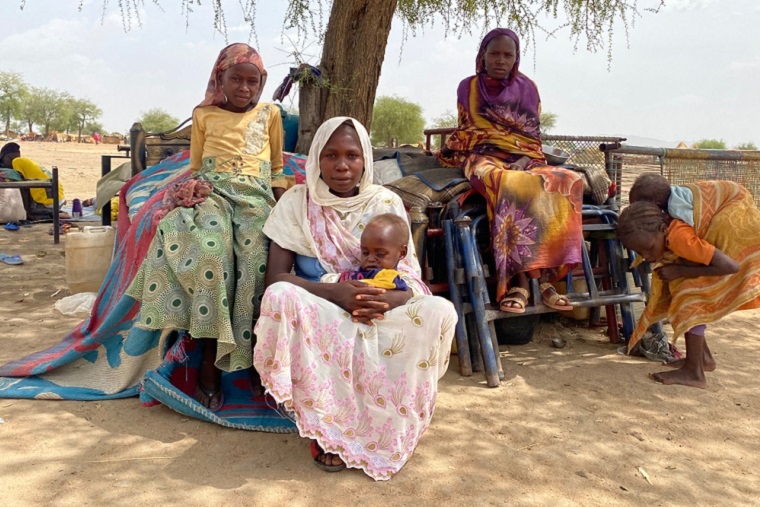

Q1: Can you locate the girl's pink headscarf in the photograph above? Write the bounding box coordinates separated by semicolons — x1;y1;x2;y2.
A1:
197;43;268;108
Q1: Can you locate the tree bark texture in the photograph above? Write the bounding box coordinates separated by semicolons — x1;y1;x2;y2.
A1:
296;0;397;154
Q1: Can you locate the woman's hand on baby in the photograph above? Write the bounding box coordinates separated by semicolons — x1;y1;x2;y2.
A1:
330;281;388;323
351;287;413;323
331;281;414;324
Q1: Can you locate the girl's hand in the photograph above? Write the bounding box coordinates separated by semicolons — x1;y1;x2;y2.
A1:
656;264;682;283
656;250;739;282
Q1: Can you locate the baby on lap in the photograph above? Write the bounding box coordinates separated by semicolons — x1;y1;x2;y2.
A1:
322;213;410;291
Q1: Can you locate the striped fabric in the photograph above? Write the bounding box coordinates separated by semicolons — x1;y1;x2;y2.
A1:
0;152;295;432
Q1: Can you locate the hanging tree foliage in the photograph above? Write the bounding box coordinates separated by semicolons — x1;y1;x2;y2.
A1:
29;0;662;151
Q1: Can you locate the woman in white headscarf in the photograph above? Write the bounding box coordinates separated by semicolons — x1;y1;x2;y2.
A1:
254;117;457;481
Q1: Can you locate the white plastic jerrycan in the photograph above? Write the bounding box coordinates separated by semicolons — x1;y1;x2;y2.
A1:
65;226;116;294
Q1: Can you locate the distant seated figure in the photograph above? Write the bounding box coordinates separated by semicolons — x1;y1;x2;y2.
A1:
0;142;65;216
322;213;410;291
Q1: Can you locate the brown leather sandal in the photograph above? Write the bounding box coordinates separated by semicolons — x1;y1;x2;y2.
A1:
539;282;573;311
499;286;529;314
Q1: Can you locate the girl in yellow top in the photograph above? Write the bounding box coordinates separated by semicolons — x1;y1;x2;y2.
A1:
0;143;65;207
127;44;288;410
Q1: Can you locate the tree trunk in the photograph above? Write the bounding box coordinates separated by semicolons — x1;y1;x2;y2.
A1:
27;120;33;135
295;0;397;154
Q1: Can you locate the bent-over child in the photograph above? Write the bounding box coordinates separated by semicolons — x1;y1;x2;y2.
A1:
617;180;760;388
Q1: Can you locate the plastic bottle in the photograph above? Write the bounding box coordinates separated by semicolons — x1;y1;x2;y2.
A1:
71;198;82;219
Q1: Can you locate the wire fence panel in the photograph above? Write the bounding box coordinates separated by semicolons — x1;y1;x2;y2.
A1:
542;135;625;174
607;146;760;207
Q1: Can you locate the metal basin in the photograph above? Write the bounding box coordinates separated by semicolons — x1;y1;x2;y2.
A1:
542;145;571;166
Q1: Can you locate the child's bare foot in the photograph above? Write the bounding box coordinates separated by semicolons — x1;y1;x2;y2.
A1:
664;343;716;371
664;356;716;372
649;368;707;389
194;380;224;410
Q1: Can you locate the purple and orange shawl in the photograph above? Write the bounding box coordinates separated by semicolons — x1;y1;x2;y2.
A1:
439;28;544;168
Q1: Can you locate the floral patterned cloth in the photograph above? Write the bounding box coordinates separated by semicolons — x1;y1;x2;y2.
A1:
254;117;458;480
438;29;583;302
255;284;455;480
463;156;583;301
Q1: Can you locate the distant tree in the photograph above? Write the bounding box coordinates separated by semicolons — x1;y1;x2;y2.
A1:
692;139;727;150
72;98;102;142
426;110;458;148
371;96;425;147
540;111;558;133
8;119;25;135
22;87;67;137
51;93;78;135
735;142;758;151
137;107;180;133
0;71;28;135
431;110;458;130
86;121;105;136
20;88;38;134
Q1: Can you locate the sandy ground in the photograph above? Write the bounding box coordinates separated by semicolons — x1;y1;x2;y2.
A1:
1;142;760;506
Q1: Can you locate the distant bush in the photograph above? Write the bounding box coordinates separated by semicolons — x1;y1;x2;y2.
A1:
137;108;180;134
692;139;727;149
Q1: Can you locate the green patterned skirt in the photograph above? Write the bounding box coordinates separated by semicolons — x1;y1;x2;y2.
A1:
127;170;274;371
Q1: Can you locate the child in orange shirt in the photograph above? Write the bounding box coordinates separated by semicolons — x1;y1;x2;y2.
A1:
617;198;744;388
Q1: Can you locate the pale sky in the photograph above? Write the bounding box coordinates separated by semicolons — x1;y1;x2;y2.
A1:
1;0;758;147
